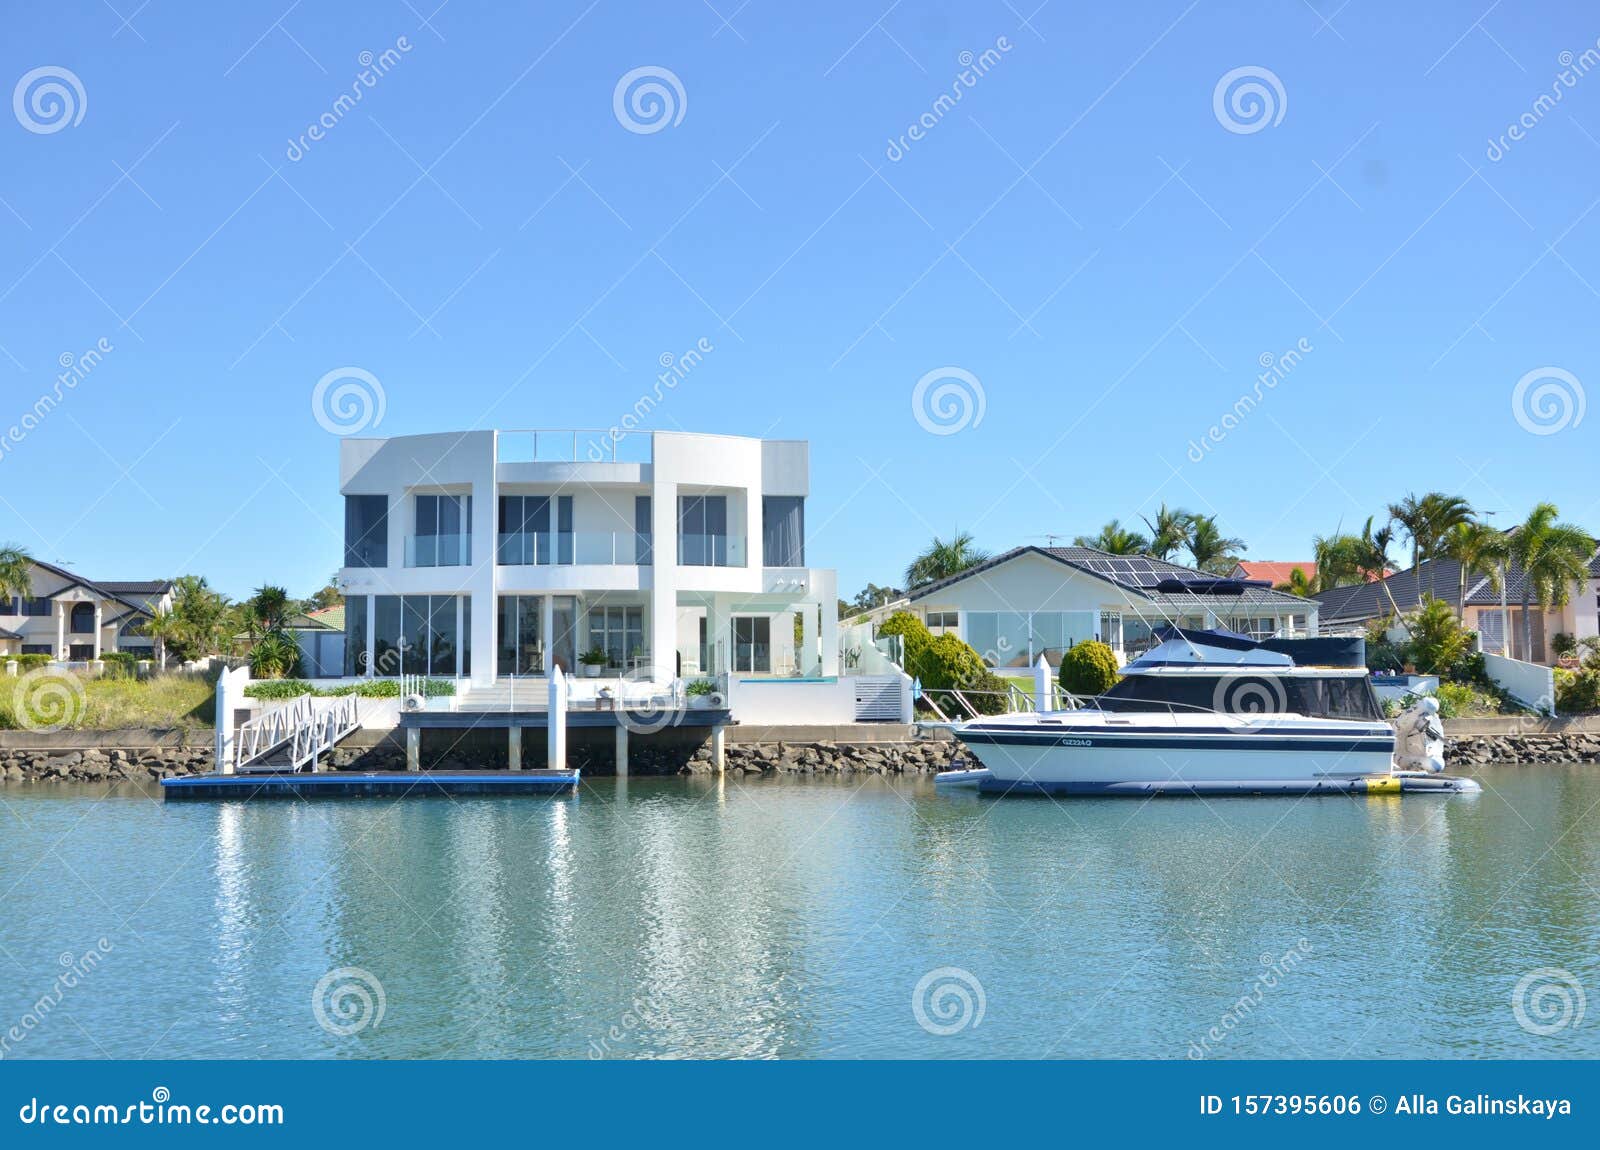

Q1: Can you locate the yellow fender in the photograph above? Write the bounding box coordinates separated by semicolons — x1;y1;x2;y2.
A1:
1364;776;1402;794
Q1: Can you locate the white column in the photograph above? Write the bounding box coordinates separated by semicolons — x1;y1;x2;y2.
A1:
548;666;568;770
92;603;103;660
366;595;377;676
1034;654;1052;713
649;478;678;684
711;723;725;774
800;604;818;677
406;726;420;771
541;596;555;674
614;723;629;776
508;725;522;771
819;570;840;677
56;601;66;658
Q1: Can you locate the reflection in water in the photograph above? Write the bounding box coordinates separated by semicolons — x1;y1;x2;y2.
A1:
2;769;1598;1059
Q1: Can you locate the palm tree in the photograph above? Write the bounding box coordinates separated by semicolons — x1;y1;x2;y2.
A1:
1356;516;1406;619
1186;515;1245;573
904;532;991;589
1439;521;1509;624
246;584;292;636
0;543;33;607
1274;566;1315;598
1389;492;1473;596
1311;531;1366;591
1073;520;1149;555
1139;504;1192;561
1507;503;1593;660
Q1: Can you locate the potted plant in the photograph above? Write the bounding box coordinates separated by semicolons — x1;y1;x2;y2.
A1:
684;678;716;708
580;646;608;678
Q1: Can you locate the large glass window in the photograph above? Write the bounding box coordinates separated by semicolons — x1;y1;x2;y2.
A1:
762;496;805;567
371;594;469;677
635;496;653;564
965;611;1031;667
678;494;728;566
498;595;544;676
413;494;471;567
732;616;771;673
498;495;573;565
343;595;367;677
551;596;578;674
69;603;96;634
587;606;645;668
344;495;388;568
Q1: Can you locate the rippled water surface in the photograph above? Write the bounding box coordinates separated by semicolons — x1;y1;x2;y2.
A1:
1;767;1597;1059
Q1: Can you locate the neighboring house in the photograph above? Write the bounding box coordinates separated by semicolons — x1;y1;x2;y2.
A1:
0;561;173;661
899;546;1317;668
288;604;346;679
1313;550;1600;664
1228;561;1392;586
1230;561;1316;587
334;430;839;687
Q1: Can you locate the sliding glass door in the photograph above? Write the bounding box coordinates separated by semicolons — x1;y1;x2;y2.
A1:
497;595;544;677
732;616;771;674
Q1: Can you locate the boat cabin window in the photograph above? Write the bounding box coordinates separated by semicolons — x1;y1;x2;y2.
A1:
1098;673;1381;722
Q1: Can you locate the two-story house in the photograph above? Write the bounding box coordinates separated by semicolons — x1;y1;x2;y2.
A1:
0;560;173;662
334;429;841;692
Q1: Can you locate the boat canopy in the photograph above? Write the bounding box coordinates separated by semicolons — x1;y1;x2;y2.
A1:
1138;625;1368;670
1123;637;1293;671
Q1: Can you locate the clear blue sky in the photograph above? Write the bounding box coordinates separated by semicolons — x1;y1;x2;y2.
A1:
2;2;1595;600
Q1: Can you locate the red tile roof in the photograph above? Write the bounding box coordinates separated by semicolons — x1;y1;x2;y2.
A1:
1233;561;1316;585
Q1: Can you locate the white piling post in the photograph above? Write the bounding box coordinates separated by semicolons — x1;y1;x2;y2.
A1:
508;725;522;771
1033;654;1052;713
615;723;629;776
548;666;568;771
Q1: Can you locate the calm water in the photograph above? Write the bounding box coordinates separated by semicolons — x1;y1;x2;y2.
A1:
1;768;1597;1060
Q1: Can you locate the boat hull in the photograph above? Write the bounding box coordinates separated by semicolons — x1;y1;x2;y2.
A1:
955;719;1397;794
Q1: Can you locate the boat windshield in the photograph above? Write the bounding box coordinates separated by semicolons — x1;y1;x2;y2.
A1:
1098;673;1383;722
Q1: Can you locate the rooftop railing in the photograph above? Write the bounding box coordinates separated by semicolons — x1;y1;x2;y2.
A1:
496;430;652;465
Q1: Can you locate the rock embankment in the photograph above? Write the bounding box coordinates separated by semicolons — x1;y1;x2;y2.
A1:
689;739;965;776
1447;733;1600;767
0;745;211;784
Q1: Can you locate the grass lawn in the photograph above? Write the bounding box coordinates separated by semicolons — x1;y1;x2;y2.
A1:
0;672;215;730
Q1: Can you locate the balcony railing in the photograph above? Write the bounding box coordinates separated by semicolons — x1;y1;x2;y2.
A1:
497;531;653;566
677;533;746;567
497;430;652;465
405;534;472;568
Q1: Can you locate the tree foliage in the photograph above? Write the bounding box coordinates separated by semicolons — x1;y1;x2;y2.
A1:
1059;640;1119;696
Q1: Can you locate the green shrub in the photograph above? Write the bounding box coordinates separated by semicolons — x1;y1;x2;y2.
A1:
1433;681;1476;719
875;611;932;677
1552;632;1578;659
684;678;716;697
1366;640;1407;675
244;679;315;699
248;632;301;679
1405;597;1473;678
1556;668;1600;714
13;653;51;671
98;651;139;678
1060;640;1119;696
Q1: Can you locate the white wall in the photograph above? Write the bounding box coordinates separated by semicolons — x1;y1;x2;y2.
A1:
1482;651;1556;711
726;675;855;725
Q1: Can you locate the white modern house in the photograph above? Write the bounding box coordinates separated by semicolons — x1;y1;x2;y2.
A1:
334;430;870;719
868;546;1318;668
0;560;173;662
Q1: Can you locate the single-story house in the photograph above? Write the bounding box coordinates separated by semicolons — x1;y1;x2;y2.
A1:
0;560;174;662
288;604;347;678
895;545;1318;668
1313;549;1600;665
